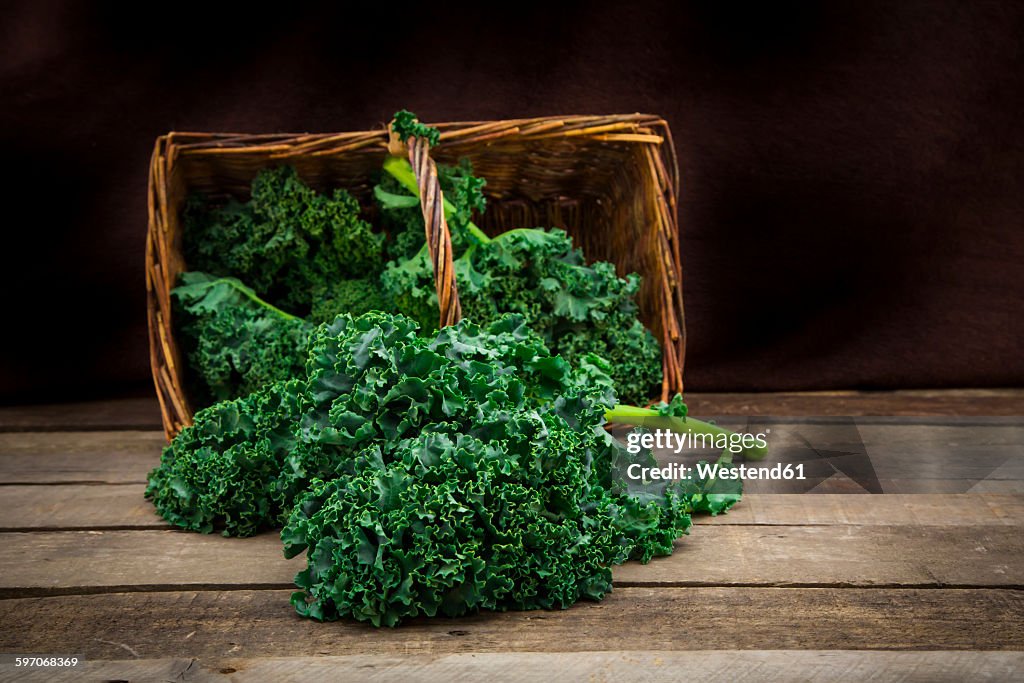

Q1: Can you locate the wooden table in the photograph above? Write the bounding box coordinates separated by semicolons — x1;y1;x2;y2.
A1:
1;392;1022;681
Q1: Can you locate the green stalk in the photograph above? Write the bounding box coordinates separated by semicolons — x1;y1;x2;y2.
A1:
212;278;301;321
382;156;492;244
604;405;768;461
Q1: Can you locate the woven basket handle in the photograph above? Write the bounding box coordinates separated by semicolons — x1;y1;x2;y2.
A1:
388;122;462;328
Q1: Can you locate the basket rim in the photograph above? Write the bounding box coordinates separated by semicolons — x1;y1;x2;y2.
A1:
159;112;671;142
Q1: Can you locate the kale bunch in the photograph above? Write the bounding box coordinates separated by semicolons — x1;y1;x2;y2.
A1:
184;166;383;313
283;426;689;626
147;312;693;625
278;312;688;626
381;228;662;404
173;273;313;404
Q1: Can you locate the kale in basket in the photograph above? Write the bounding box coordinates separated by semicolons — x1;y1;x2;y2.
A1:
377;159;662;405
183;165;383;314
176;149;663;406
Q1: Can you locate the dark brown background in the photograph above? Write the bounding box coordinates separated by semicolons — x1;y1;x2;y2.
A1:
2;0;1022;403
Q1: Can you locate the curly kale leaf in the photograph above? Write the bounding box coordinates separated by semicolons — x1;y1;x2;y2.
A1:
655;393;689;419
145;379;306;537
284;428;617;626
173;272;312;405
677;460;743;516
381;227;662;404
281;312;592;495
309;278;393;324
184;166;383;313
152;312;599;540
391;109;441;146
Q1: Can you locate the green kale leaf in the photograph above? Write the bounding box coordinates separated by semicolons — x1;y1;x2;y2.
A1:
184;166;383;313
377;158;486;262
173;272;312;405
309;278;394;324
391;109;441;146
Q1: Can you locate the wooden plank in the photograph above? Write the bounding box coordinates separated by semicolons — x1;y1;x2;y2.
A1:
1;390;1021;434
616;524;1024;587
0;398;163;432
9;651;1024;683
0;431;162;484
1;525;1020;596
0;531;295;595
0;588;1021;659
0;485;168;530
2;488;1021;531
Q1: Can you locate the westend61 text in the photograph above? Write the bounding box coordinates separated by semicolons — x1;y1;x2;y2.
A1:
626;462;806;481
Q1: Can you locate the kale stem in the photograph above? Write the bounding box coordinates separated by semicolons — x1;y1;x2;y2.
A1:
211;278;301;321
383;156;492;244
604;405;768;460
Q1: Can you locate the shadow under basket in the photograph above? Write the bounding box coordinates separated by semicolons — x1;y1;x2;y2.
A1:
146;114;687;441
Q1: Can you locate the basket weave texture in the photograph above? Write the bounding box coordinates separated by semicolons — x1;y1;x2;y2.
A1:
146;114;686;440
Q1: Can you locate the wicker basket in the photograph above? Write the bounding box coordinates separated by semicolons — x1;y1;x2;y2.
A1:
146;114;686;440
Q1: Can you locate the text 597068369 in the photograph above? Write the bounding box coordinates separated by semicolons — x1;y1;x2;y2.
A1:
4;655;82;668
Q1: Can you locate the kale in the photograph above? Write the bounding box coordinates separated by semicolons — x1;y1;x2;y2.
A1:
390;109;441;146
283;428;689;626
656;393;689;419
276;311;689;626
173;272;312;405
380;228;662;405
373;145;660;404
308;278;394;324
147;312;694;625
145;378;306;536
153;115;759;627
183;166;383;313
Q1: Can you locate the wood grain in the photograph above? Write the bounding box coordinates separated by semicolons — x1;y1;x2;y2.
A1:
1;524;1020;597
0;485;167;530
1;411;1022;672
9;651;1024;683
0;431;161;484
0;399;163;432
1;588;1021;659
4;422;1020;489
3;488;1020;531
